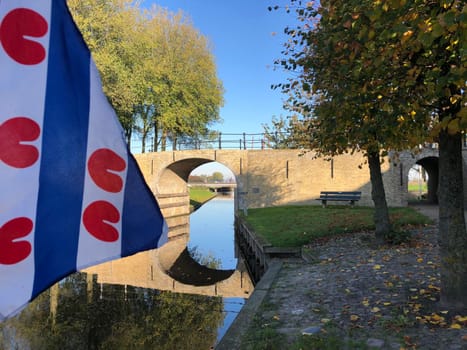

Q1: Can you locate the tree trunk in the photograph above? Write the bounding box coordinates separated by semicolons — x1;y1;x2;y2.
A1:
120;112;133;147
141;135;146;153
126;130;132;150
161;130;167;152
368;150;392;244
438;129;466;309
153;123;158;152
427;170;439;204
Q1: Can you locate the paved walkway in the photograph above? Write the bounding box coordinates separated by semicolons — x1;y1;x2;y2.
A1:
410;203;467;224
217;204;467;350
410;204;440;222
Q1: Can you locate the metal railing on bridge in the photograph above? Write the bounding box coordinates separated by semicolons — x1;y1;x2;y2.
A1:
131;132;467;153
179;133;272;151
131;132;291;153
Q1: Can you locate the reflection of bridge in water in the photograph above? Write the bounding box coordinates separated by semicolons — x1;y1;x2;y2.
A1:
84;221;254;299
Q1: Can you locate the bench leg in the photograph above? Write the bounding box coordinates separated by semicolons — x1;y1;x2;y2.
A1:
321;200;327;208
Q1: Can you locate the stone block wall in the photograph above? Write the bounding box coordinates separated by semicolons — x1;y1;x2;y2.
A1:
242;150;404;208
136;147;467;210
135;149;411;210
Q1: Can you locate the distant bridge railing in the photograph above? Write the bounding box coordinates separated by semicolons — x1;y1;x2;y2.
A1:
188;182;237;188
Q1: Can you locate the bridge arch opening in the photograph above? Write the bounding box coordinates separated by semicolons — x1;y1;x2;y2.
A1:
157;158;213;195
189;161;236;194
189;161;235;183
407;156;439;204
156;158;239;286
157;158;236;194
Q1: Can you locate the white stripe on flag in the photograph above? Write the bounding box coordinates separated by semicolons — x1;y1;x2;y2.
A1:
76;61;128;269
0;0;51;319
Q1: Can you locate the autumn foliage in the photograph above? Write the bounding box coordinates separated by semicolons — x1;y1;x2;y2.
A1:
274;0;466;308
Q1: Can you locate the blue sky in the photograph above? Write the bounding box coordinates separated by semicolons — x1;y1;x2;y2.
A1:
147;0;296;135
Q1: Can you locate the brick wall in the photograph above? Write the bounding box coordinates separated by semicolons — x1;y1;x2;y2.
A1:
135;147;467;210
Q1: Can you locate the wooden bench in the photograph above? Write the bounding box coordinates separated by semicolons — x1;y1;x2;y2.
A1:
318;191;361;207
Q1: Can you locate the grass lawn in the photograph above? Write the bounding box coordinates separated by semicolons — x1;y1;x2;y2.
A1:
408;181;427;193
241;205;432;247
189;186;216;210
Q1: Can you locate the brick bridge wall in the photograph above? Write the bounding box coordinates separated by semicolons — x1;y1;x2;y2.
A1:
134;148;467;211
84;148;466;299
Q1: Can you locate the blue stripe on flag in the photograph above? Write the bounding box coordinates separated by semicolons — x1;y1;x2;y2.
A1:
121;154;166;256
32;0;91;298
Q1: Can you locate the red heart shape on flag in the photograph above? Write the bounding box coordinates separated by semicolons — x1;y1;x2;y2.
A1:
0;117;40;168
87;148;126;193
0;8;48;65
83;201;120;242
0;217;33;265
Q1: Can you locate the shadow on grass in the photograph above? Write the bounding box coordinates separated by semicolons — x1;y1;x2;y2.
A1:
241;205;433;248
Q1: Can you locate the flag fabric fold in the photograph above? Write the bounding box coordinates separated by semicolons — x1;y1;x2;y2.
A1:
0;0;167;321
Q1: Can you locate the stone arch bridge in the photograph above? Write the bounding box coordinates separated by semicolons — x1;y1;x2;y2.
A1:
135;147;467;239
84;147;466;297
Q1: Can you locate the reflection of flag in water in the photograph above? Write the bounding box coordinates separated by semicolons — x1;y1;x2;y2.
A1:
0;0;167;320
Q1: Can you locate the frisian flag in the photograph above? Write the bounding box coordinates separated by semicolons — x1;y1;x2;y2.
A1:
0;0;168;320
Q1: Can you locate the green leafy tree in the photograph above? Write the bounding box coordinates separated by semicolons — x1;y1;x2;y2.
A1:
68;0;143;147
276;0;466;307
399;0;466;308
144;8;224;151
68;1;224;152
262;115;300;149
275;0;431;243
211;171;224;182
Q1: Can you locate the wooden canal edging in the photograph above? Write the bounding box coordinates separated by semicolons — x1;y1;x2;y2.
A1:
234;214;302;283
216;217;302;349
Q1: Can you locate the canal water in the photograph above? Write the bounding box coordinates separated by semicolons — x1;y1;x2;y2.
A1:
0;195;251;349
188;196;246;342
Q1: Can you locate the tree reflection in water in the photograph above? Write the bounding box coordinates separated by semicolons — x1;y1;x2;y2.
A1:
0;272;224;350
